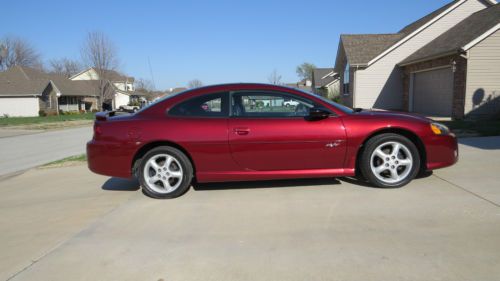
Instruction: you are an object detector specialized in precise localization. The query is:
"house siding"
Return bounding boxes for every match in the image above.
[354,0,488,110]
[337,43,355,107]
[465,29,500,117]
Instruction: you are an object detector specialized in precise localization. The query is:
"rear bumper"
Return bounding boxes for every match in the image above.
[424,134,458,170]
[87,140,134,179]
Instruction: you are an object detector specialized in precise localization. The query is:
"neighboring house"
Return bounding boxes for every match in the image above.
[0,66,99,116]
[70,68,135,109]
[335,0,499,119]
[311,68,340,99]
[285,79,313,92]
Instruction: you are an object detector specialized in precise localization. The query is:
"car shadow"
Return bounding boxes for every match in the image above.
[193,177,341,191]
[101,177,140,191]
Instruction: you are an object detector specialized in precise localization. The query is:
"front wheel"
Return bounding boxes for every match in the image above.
[360,133,420,188]
[138,146,193,199]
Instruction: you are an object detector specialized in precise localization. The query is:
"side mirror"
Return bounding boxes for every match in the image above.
[307,107,331,120]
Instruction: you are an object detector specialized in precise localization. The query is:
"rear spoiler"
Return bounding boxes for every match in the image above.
[95,111,116,121]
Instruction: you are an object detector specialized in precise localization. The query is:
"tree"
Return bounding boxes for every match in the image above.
[49,58,82,77]
[268,69,282,85]
[187,79,203,89]
[135,78,154,92]
[81,31,120,109]
[0,36,41,71]
[296,62,316,81]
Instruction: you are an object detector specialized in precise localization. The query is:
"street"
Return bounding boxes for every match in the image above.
[0,137,499,281]
[0,127,92,177]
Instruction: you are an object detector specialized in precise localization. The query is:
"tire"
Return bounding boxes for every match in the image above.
[360,133,420,188]
[138,146,193,199]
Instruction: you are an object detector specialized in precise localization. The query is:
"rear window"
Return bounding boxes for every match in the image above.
[169,92,229,117]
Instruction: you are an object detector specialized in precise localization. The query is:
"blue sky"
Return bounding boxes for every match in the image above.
[1,0,452,90]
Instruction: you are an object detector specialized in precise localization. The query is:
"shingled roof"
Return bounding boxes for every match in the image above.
[0,66,100,97]
[340,34,404,66]
[337,0,497,67]
[400,3,500,65]
[312,68,338,88]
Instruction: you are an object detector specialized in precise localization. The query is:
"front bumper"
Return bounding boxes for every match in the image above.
[424,134,458,170]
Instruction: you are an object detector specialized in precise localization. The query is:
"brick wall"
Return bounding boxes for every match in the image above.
[402,54,467,119]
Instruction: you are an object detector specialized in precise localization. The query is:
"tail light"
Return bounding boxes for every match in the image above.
[93,123,102,139]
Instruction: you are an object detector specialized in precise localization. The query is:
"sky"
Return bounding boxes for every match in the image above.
[1,0,452,90]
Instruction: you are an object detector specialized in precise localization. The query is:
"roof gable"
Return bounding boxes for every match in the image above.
[339,34,404,66]
[401,3,500,65]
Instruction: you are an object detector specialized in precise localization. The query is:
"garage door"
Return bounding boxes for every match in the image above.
[0,97,40,117]
[412,67,453,117]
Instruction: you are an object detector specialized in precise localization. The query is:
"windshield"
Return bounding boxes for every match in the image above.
[295,89,354,114]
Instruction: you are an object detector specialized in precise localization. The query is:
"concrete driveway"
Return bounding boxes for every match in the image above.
[1,137,499,281]
[0,126,92,177]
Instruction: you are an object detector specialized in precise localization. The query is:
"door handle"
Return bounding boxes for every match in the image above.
[233,127,250,135]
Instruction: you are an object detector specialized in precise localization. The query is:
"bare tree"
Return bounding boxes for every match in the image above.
[187,79,203,89]
[296,62,316,81]
[268,69,282,85]
[49,58,82,77]
[0,36,41,71]
[135,78,154,92]
[81,31,120,109]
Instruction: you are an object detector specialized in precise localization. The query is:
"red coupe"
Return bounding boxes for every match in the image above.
[87,83,458,198]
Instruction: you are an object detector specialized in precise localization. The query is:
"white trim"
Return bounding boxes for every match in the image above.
[367,0,469,67]
[462,23,500,51]
[69,67,94,80]
[320,71,335,80]
[409,65,452,74]
[325,78,340,87]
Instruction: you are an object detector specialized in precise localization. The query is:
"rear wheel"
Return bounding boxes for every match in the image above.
[360,133,420,188]
[138,146,193,199]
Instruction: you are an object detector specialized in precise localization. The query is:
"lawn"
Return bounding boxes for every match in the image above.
[443,119,500,137]
[0,113,95,127]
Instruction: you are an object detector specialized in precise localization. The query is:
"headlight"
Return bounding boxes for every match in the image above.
[430,122,450,135]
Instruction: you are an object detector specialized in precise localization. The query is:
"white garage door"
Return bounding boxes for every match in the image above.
[0,97,40,117]
[412,67,453,117]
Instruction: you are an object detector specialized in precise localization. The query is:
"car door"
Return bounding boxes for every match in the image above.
[228,91,347,171]
[168,92,237,173]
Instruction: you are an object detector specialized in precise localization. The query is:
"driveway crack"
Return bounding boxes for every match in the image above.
[433,174,500,208]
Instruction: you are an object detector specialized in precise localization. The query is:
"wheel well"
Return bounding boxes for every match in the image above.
[355,128,427,175]
[131,141,195,177]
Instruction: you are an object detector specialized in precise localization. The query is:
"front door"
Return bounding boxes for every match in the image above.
[228,91,347,171]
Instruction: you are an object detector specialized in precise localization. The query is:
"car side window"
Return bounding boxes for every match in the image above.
[232,92,314,117]
[169,92,229,117]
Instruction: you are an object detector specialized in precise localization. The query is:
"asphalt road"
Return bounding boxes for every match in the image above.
[0,127,92,177]
[0,136,499,281]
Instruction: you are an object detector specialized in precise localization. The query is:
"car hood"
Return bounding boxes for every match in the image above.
[353,109,432,123]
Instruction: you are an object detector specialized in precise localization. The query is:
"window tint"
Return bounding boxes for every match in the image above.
[169,92,228,117]
[232,92,314,117]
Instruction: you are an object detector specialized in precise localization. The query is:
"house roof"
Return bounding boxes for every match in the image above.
[337,0,497,68]
[312,68,338,88]
[0,66,100,97]
[399,0,460,35]
[400,3,500,65]
[340,34,404,66]
[0,80,48,97]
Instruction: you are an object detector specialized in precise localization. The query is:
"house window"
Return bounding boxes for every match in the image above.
[343,63,350,95]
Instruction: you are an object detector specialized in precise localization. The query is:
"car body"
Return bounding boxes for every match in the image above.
[87,83,458,198]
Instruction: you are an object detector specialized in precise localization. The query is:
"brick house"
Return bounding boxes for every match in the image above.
[335,0,499,119]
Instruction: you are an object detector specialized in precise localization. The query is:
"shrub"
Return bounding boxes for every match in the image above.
[91,109,99,113]
[2,114,9,118]
[39,110,47,117]
[79,109,86,114]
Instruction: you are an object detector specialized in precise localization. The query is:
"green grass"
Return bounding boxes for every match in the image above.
[42,154,87,167]
[443,119,500,137]
[0,113,95,127]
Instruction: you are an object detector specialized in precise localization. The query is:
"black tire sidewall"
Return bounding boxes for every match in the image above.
[138,146,193,199]
[360,133,420,188]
